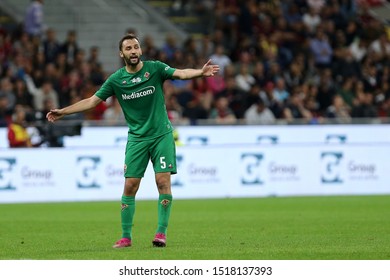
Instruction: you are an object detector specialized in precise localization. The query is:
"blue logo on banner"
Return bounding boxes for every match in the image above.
[172,155,184,187]
[241,153,264,185]
[115,137,128,146]
[76,156,101,188]
[186,136,208,145]
[0,158,16,190]
[325,134,347,144]
[321,152,343,183]
[257,135,278,144]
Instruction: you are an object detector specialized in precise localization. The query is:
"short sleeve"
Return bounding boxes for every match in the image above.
[95,75,114,101]
[155,61,176,80]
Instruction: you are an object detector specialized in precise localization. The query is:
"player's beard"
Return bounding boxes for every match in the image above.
[123,54,140,66]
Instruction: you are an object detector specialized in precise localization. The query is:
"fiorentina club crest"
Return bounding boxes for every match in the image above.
[161,199,170,207]
[121,203,128,211]
[144,72,150,79]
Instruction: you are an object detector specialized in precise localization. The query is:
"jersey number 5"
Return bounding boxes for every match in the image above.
[160,157,166,169]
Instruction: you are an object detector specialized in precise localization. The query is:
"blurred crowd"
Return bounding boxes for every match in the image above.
[161,0,390,125]
[1,0,390,139]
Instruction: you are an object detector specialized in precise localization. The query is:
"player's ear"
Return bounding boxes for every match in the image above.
[119,51,124,58]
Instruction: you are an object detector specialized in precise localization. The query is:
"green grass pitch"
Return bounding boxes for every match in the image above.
[0,195,389,260]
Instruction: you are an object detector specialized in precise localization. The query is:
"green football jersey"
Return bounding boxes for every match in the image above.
[95,60,176,140]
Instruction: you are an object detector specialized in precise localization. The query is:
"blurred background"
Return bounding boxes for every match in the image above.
[1,0,390,202]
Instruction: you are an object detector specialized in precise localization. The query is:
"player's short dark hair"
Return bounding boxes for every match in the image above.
[119,33,140,51]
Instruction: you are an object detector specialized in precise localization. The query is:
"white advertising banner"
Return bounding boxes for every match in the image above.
[2,125,390,148]
[1,143,389,203]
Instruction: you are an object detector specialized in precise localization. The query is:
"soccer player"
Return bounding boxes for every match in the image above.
[46,33,220,248]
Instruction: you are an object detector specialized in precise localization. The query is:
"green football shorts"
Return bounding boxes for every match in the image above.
[124,132,177,178]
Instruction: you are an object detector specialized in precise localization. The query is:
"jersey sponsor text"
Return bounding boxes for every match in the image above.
[122,86,155,100]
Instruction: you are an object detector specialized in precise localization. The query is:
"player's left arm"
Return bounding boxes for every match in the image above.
[172,59,220,80]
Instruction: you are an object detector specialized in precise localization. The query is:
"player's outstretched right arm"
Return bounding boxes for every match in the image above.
[46,95,103,122]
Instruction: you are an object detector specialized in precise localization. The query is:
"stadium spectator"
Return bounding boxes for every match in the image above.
[283,2,302,29]
[272,77,290,104]
[182,37,200,65]
[14,78,34,111]
[74,49,87,70]
[309,27,333,69]
[141,35,159,60]
[326,1,348,30]
[191,74,213,110]
[337,77,356,110]
[209,95,237,124]
[303,83,322,120]
[213,1,240,50]
[7,105,32,148]
[244,83,262,109]
[0,32,13,65]
[256,13,275,38]
[0,77,16,111]
[331,29,349,60]
[43,62,61,91]
[283,61,305,90]
[235,63,255,92]
[362,63,379,93]
[302,6,321,34]
[168,74,194,109]
[368,33,390,62]
[79,79,107,121]
[182,94,210,125]
[165,93,184,124]
[58,69,82,107]
[209,44,232,76]
[316,68,337,114]
[24,75,59,111]
[376,81,390,117]
[205,71,226,96]
[244,97,276,125]
[307,0,325,13]
[24,0,45,38]
[349,37,369,63]
[333,49,362,80]
[60,30,79,67]
[55,52,70,76]
[219,75,246,115]
[252,61,267,88]
[344,20,361,45]
[160,33,179,62]
[351,90,378,118]
[324,94,352,123]
[87,46,102,69]
[32,50,46,75]
[284,88,313,122]
[0,93,12,127]
[259,82,285,119]
[42,28,60,64]
[197,33,214,60]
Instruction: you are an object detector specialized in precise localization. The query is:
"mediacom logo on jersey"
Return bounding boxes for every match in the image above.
[122,86,155,100]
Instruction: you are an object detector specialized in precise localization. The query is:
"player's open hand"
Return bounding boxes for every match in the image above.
[46,109,65,123]
[202,59,220,77]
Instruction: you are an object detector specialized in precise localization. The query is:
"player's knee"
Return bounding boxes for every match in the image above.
[156,176,170,192]
[124,179,140,196]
